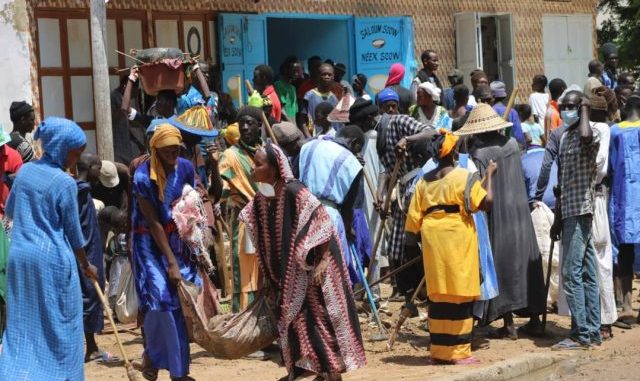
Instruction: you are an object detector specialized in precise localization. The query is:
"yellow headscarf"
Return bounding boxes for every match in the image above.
[149,124,183,201]
[438,128,460,159]
[222,122,240,146]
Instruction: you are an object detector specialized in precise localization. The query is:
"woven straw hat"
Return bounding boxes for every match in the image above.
[454,103,513,136]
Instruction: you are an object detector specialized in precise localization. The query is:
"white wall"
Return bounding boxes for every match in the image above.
[0,0,32,132]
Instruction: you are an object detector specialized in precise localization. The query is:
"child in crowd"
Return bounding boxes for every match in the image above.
[516,103,545,148]
[528,75,549,125]
[105,209,130,314]
[314,101,337,137]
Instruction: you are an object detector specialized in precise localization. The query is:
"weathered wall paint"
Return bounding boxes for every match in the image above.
[0,0,32,131]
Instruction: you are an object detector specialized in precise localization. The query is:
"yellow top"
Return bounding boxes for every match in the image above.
[405,168,486,300]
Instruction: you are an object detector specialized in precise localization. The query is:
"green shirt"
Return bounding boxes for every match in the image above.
[274,79,298,119]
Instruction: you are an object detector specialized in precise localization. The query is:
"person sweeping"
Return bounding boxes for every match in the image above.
[131,124,201,381]
[239,142,366,381]
[404,130,496,365]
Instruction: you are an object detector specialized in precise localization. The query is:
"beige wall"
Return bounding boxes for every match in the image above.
[29,0,598,108]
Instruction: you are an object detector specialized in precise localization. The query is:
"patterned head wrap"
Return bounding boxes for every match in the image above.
[264,139,294,181]
[418,81,442,103]
[149,123,183,201]
[34,116,86,168]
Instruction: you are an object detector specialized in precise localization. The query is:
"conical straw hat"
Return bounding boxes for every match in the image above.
[454,103,513,136]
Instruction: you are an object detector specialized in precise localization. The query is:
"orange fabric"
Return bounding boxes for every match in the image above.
[548,100,562,130]
[438,129,460,158]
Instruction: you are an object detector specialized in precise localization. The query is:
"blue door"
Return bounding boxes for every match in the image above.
[218,13,267,107]
[354,16,416,96]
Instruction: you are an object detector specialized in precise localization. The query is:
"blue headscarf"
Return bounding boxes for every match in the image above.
[34,116,86,168]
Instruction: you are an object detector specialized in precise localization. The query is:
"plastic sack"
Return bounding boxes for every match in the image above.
[530,202,560,307]
[178,276,277,359]
[114,260,139,324]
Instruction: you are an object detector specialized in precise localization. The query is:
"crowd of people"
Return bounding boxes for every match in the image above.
[0,39,638,381]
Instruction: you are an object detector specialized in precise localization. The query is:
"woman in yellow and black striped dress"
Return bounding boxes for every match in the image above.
[405,131,496,364]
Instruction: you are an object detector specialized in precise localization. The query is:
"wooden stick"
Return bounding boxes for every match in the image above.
[244,79,279,145]
[115,49,144,64]
[363,170,391,236]
[387,276,426,350]
[91,278,139,381]
[237,76,243,107]
[542,239,555,333]
[367,159,402,276]
[354,256,421,298]
[502,88,519,121]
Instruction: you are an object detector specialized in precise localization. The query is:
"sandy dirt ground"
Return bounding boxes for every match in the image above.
[87,283,640,381]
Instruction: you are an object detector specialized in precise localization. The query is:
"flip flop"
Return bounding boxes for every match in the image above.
[613,320,632,329]
[452,356,480,365]
[86,351,121,364]
[142,368,159,381]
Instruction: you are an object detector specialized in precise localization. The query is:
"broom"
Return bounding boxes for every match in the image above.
[91,278,139,381]
[387,276,426,351]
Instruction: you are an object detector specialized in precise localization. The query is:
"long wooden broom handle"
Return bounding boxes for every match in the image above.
[502,88,519,121]
[90,278,138,381]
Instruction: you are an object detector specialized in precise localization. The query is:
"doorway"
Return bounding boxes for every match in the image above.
[218,13,415,105]
[266,17,352,79]
[455,13,515,93]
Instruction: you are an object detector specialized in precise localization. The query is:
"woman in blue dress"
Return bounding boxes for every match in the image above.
[131,123,200,381]
[0,117,98,380]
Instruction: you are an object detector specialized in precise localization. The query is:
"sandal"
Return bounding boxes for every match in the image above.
[551,338,590,351]
[452,356,480,365]
[613,320,632,329]
[142,368,159,381]
[170,377,195,381]
[85,351,121,364]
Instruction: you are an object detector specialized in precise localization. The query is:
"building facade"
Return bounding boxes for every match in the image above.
[0,0,598,152]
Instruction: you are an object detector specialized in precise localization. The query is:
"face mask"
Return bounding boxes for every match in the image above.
[256,182,275,197]
[561,110,579,127]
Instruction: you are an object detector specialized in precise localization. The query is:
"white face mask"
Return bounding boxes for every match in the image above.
[256,182,275,197]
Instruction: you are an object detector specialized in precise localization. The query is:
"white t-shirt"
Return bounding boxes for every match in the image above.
[528,92,549,125]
